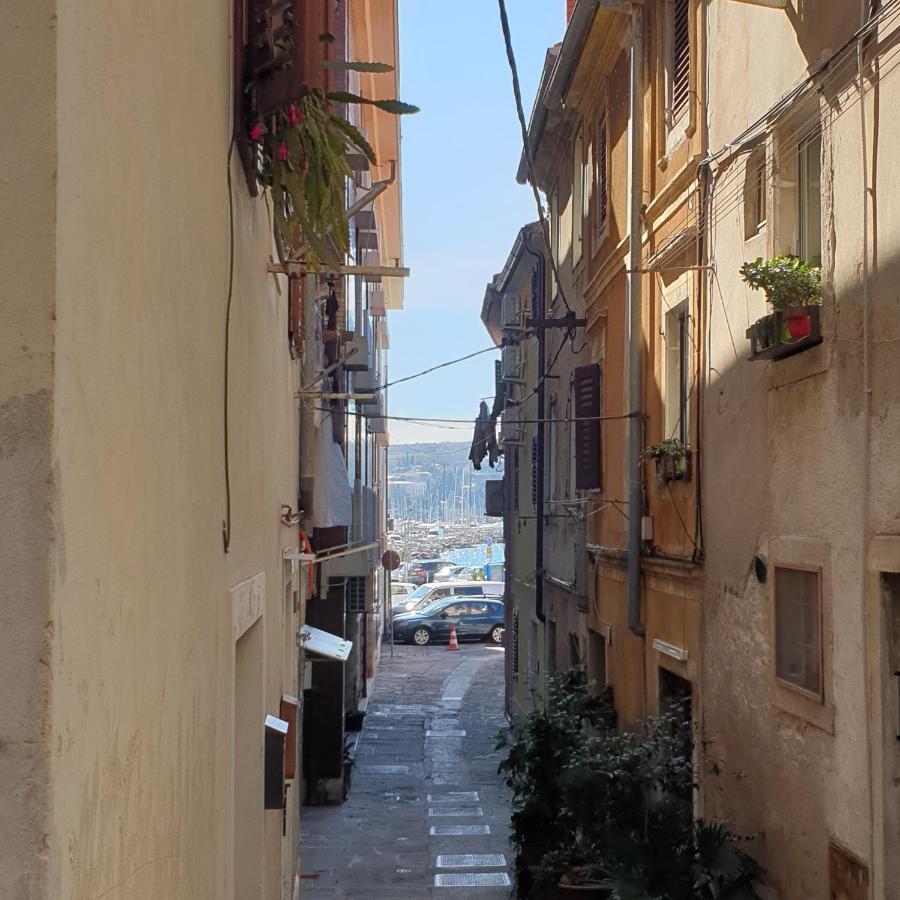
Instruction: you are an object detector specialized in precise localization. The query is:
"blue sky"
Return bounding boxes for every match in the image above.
[388,0,563,445]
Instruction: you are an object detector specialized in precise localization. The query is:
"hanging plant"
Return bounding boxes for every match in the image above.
[246,60,418,268]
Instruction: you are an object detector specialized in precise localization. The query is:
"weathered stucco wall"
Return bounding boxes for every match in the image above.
[701,3,888,896]
[0,2,57,896]
[23,2,302,897]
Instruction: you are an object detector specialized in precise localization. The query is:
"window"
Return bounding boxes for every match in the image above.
[573,364,602,490]
[572,127,585,266]
[596,107,609,238]
[775,566,822,697]
[743,144,767,239]
[442,603,467,617]
[547,619,558,674]
[667,0,691,127]
[512,607,520,676]
[797,128,822,266]
[663,299,690,443]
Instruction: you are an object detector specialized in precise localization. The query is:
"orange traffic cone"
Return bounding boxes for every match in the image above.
[448,624,459,651]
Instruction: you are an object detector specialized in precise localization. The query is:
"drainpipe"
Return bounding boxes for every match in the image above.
[522,235,547,625]
[627,4,646,638]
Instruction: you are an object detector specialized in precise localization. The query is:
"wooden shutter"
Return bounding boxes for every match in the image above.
[671,0,691,121]
[530,437,538,509]
[574,364,601,491]
[596,108,608,236]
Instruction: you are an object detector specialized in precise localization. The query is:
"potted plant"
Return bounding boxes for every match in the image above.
[643,438,691,486]
[245,55,418,267]
[497,671,613,898]
[740,256,823,360]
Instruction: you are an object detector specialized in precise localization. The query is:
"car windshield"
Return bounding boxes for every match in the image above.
[404,585,432,603]
[413,598,450,616]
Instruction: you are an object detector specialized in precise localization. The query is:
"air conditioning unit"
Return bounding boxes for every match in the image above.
[501,293,527,330]
[344,332,370,372]
[353,367,376,395]
[500,416,525,447]
[501,344,525,383]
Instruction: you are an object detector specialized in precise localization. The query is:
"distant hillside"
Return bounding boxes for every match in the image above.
[388,441,503,524]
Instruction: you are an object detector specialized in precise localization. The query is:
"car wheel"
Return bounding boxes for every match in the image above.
[411,627,432,646]
[489,625,505,645]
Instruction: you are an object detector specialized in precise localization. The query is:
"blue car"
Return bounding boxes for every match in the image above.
[392,597,505,647]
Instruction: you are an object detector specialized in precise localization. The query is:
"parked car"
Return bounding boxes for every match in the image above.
[434,564,479,582]
[392,597,505,646]
[390,581,416,602]
[407,559,453,585]
[390,580,503,616]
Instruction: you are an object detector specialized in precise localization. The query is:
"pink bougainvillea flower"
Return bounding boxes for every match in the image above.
[249,122,264,142]
[277,143,289,162]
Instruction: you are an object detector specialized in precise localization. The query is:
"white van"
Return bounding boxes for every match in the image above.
[390,580,503,616]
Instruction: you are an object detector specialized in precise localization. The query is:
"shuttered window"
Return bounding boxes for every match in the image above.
[530,437,538,509]
[596,108,608,237]
[671,0,691,123]
[573,364,602,491]
[346,576,366,613]
[512,607,520,677]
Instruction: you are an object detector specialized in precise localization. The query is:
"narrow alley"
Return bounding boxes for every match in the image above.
[300,645,512,897]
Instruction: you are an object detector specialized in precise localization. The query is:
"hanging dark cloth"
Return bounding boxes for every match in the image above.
[469,400,500,471]
[490,359,507,420]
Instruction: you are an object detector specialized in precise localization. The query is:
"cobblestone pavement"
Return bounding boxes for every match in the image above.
[299,643,513,898]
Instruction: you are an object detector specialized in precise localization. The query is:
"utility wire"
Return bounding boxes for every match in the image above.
[377,344,502,392]
[497,0,574,316]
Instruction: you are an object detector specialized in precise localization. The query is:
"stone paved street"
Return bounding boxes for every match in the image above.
[299,643,513,898]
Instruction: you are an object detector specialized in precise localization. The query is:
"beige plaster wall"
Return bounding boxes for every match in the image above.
[17,2,303,897]
[0,1,57,896]
[700,4,891,896]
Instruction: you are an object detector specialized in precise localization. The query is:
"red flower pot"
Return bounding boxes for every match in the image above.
[785,312,811,339]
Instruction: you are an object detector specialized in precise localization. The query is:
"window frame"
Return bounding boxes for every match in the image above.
[661,287,691,445]
[768,536,834,733]
[743,143,768,240]
[662,0,693,148]
[773,563,824,700]
[797,127,823,267]
[572,126,585,268]
[595,105,610,244]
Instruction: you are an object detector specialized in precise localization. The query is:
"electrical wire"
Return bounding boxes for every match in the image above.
[497,0,575,316]
[377,344,503,392]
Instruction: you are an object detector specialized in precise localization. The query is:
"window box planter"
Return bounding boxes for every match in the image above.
[746,305,822,361]
[655,450,692,487]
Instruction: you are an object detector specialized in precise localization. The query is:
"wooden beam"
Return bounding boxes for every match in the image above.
[268,262,410,278]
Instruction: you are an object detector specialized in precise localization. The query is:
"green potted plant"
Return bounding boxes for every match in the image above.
[245,57,418,267]
[740,256,823,359]
[643,438,690,485]
[497,671,614,898]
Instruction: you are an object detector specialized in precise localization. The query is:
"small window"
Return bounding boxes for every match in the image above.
[663,299,690,443]
[667,0,691,126]
[596,108,609,238]
[573,364,602,491]
[797,128,822,266]
[743,145,767,239]
[775,566,823,697]
[547,619,558,674]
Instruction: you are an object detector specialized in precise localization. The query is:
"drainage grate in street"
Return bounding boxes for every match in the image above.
[430,825,491,835]
[428,806,484,817]
[358,765,410,774]
[425,730,467,737]
[427,792,479,802]
[436,854,507,868]
[434,873,511,887]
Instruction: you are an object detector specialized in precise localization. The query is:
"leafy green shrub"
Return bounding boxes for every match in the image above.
[739,255,822,311]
